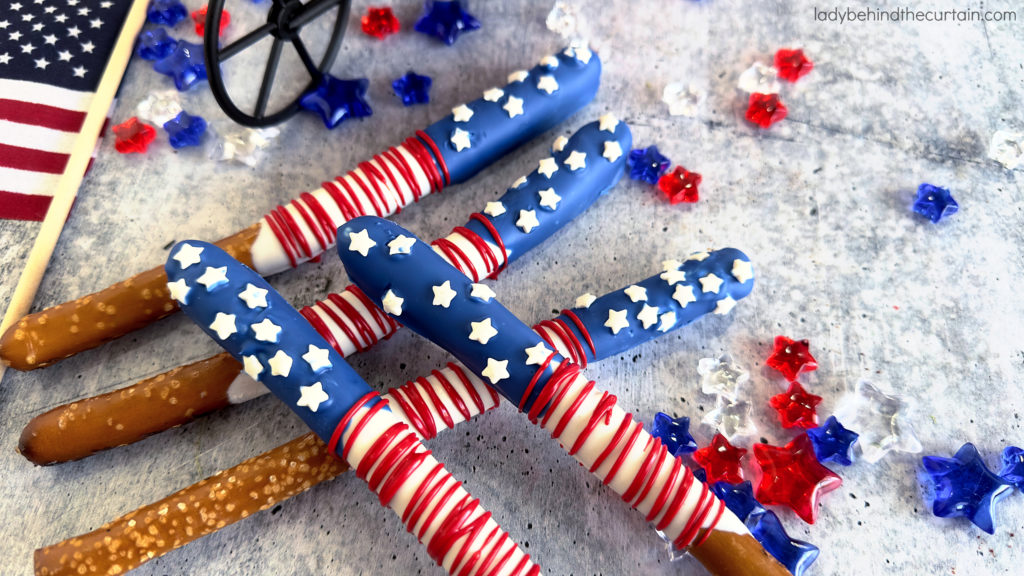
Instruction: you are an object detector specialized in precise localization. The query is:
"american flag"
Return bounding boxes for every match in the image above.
[0,0,134,221]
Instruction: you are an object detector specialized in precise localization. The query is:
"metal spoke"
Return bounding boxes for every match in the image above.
[291,35,321,78]
[291,0,342,29]
[255,38,284,118]
[219,22,275,61]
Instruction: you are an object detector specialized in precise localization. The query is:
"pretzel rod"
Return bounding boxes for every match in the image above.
[20,118,630,465]
[0,44,601,371]
[337,217,787,576]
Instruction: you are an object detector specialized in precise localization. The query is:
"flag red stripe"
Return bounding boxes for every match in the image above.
[0,99,87,133]
[0,142,70,174]
[0,191,52,221]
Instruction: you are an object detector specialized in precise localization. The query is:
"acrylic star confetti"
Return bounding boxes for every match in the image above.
[164,111,207,149]
[988,130,1023,170]
[658,166,702,204]
[361,6,401,39]
[414,0,481,45]
[693,433,747,484]
[545,2,585,39]
[650,412,698,457]
[806,416,859,466]
[209,126,281,168]
[153,41,207,91]
[745,93,787,129]
[833,380,921,464]
[766,336,817,381]
[912,183,958,223]
[769,381,822,429]
[704,396,758,441]
[112,117,157,154]
[627,146,671,184]
[737,62,781,95]
[922,443,1012,534]
[697,353,750,400]
[299,75,373,129]
[661,82,704,117]
[753,433,842,524]
[392,71,433,106]
[136,90,184,125]
[774,48,813,82]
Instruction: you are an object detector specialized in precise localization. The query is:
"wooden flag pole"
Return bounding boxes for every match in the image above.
[0,0,150,381]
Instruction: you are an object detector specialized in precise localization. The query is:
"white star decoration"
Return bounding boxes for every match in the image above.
[483,87,504,102]
[516,209,540,233]
[196,266,229,291]
[297,382,329,412]
[660,268,687,285]
[469,318,499,344]
[662,259,683,272]
[388,235,416,255]
[348,229,376,257]
[450,128,472,151]
[483,201,506,217]
[470,283,496,302]
[242,355,263,380]
[432,280,458,308]
[552,135,568,153]
[382,289,404,316]
[539,55,559,69]
[599,114,619,133]
[603,141,622,162]
[507,70,529,82]
[537,75,559,94]
[564,42,592,64]
[238,283,268,309]
[564,150,587,171]
[688,251,710,261]
[209,312,237,340]
[637,304,660,329]
[481,358,510,384]
[524,342,552,366]
[732,259,754,283]
[166,279,190,304]
[251,318,282,342]
[452,104,474,122]
[172,243,203,269]
[714,296,738,315]
[538,188,561,210]
[672,284,697,307]
[268,350,293,377]
[538,157,559,178]
[624,285,647,302]
[605,309,629,334]
[575,293,596,308]
[511,175,528,188]
[658,311,677,332]
[503,96,524,118]
[699,273,724,294]
[302,345,332,372]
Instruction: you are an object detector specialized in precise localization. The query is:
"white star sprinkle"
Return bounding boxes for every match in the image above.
[388,235,416,255]
[470,283,496,302]
[538,157,559,178]
[658,311,677,332]
[524,342,553,366]
[166,279,190,304]
[688,251,710,261]
[172,243,204,269]
[598,114,619,133]
[538,188,561,210]
[564,42,592,64]
[238,283,269,309]
[469,318,499,344]
[452,104,474,122]
[503,96,524,118]
[552,135,568,153]
[209,312,237,340]
[302,345,332,372]
[637,304,660,329]
[251,318,282,342]
[714,296,738,315]
[605,309,629,334]
[347,229,376,257]
[624,285,648,302]
[450,127,472,151]
[662,259,683,272]
[603,141,623,162]
[242,355,263,380]
[660,268,687,285]
[483,201,506,217]
[481,358,510,384]
[537,75,559,94]
[483,87,504,102]
[511,175,528,188]
[432,280,458,308]
[297,382,329,412]
[732,259,754,284]
[196,266,229,291]
[516,209,540,233]
[699,273,724,294]
[673,284,697,307]
[539,55,559,69]
[564,150,587,171]
[382,290,404,315]
[507,70,529,82]
[268,350,293,377]
[575,293,597,309]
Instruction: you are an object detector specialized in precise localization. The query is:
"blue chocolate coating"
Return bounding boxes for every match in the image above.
[165,242,378,444]
[422,47,601,184]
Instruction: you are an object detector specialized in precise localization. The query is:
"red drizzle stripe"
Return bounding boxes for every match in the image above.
[327,292,378,351]
[603,417,644,486]
[623,437,661,504]
[534,319,584,366]
[405,136,443,193]
[416,130,450,186]
[453,226,498,280]
[263,208,299,268]
[518,352,556,412]
[447,362,492,413]
[322,180,358,221]
[432,237,473,275]
[358,160,391,215]
[658,465,695,531]
[387,384,431,440]
[419,376,455,429]
[349,166,385,216]
[300,305,342,354]
[348,285,399,338]
[382,147,419,201]
[300,191,338,245]
[589,412,633,473]
[341,396,389,460]
[467,213,509,278]
[311,299,361,353]
[561,309,597,359]
[328,392,378,456]
[433,369,472,422]
[291,195,326,253]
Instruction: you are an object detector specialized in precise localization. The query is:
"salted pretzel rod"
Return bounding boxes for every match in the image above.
[35,246,753,576]
[0,44,600,371]
[20,117,631,465]
[337,216,788,576]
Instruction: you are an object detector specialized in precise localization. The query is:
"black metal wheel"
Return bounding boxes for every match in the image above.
[205,0,352,127]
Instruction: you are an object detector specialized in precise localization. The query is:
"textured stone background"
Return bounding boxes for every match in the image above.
[1,0,1023,574]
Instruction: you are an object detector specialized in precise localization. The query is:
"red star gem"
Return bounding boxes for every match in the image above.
[657,166,702,204]
[753,434,842,524]
[692,433,747,484]
[112,117,156,154]
[745,93,787,129]
[769,382,822,429]
[361,6,401,39]
[775,48,813,82]
[766,335,817,380]
[192,7,230,38]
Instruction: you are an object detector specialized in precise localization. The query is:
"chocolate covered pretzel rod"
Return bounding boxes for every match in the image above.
[0,44,600,371]
[20,117,631,465]
[35,249,752,576]
[337,217,788,576]
[162,242,539,576]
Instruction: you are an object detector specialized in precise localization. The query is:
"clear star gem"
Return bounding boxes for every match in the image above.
[703,397,758,441]
[737,62,781,94]
[661,82,704,117]
[988,130,1023,170]
[545,2,583,38]
[833,381,921,464]
[697,353,750,400]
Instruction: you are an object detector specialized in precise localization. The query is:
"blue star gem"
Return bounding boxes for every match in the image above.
[414,1,481,46]
[912,183,958,223]
[627,145,671,184]
[998,446,1024,489]
[748,511,820,576]
[392,71,433,106]
[164,111,207,149]
[710,481,767,524]
[147,0,188,27]
[650,412,698,456]
[299,75,373,129]
[922,443,1012,534]
[153,41,207,92]
[137,28,178,61]
[806,415,859,466]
